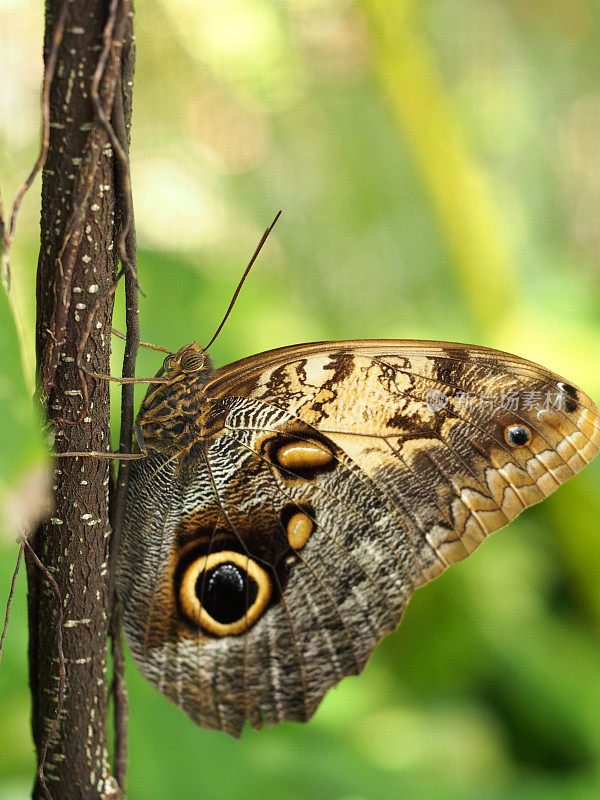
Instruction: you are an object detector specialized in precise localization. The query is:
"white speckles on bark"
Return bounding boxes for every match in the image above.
[64,69,76,106]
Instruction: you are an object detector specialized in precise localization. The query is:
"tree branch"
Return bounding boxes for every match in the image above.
[29,0,136,797]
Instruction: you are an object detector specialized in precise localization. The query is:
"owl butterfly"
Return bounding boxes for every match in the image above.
[116,338,600,736]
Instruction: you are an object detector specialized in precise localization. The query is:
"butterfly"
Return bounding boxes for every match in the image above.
[116,337,600,736]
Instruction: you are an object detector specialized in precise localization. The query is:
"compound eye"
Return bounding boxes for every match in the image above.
[178,551,272,636]
[504,424,532,448]
[180,350,205,373]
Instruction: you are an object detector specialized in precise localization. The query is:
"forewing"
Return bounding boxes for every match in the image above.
[209,340,600,572]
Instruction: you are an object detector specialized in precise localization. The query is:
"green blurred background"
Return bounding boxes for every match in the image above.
[2,0,600,798]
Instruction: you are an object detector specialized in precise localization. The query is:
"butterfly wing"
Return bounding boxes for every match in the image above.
[117,341,600,735]
[209,340,600,569]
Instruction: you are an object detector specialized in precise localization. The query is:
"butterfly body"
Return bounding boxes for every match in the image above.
[117,340,600,736]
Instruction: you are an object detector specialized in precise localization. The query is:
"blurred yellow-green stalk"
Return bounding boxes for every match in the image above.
[1,1,600,798]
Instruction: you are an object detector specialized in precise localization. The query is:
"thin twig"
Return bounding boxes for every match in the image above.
[91,0,139,291]
[110,604,128,789]
[0,543,24,669]
[24,538,65,800]
[107,3,137,788]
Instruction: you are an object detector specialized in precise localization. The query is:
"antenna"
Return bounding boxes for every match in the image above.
[203,210,282,351]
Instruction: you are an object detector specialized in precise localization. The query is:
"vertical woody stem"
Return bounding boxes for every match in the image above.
[29,0,134,797]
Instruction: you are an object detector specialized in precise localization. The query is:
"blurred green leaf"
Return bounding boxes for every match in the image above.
[0,287,48,545]
[361,0,516,335]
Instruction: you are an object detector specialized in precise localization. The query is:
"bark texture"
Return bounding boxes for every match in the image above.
[29,0,134,797]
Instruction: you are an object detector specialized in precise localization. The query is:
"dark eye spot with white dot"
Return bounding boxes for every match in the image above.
[557,381,578,413]
[504,424,532,447]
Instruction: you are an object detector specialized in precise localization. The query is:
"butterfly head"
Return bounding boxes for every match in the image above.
[161,342,212,379]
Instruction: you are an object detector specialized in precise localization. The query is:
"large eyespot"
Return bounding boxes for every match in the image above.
[179,551,271,636]
[504,424,532,448]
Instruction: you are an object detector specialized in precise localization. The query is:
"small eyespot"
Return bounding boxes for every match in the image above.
[286,512,314,549]
[178,551,271,636]
[504,424,532,448]
[556,381,578,413]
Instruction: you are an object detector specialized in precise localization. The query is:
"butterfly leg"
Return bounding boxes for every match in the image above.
[55,423,147,460]
[111,327,171,354]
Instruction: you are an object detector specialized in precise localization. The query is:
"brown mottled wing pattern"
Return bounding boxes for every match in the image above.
[117,340,600,736]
